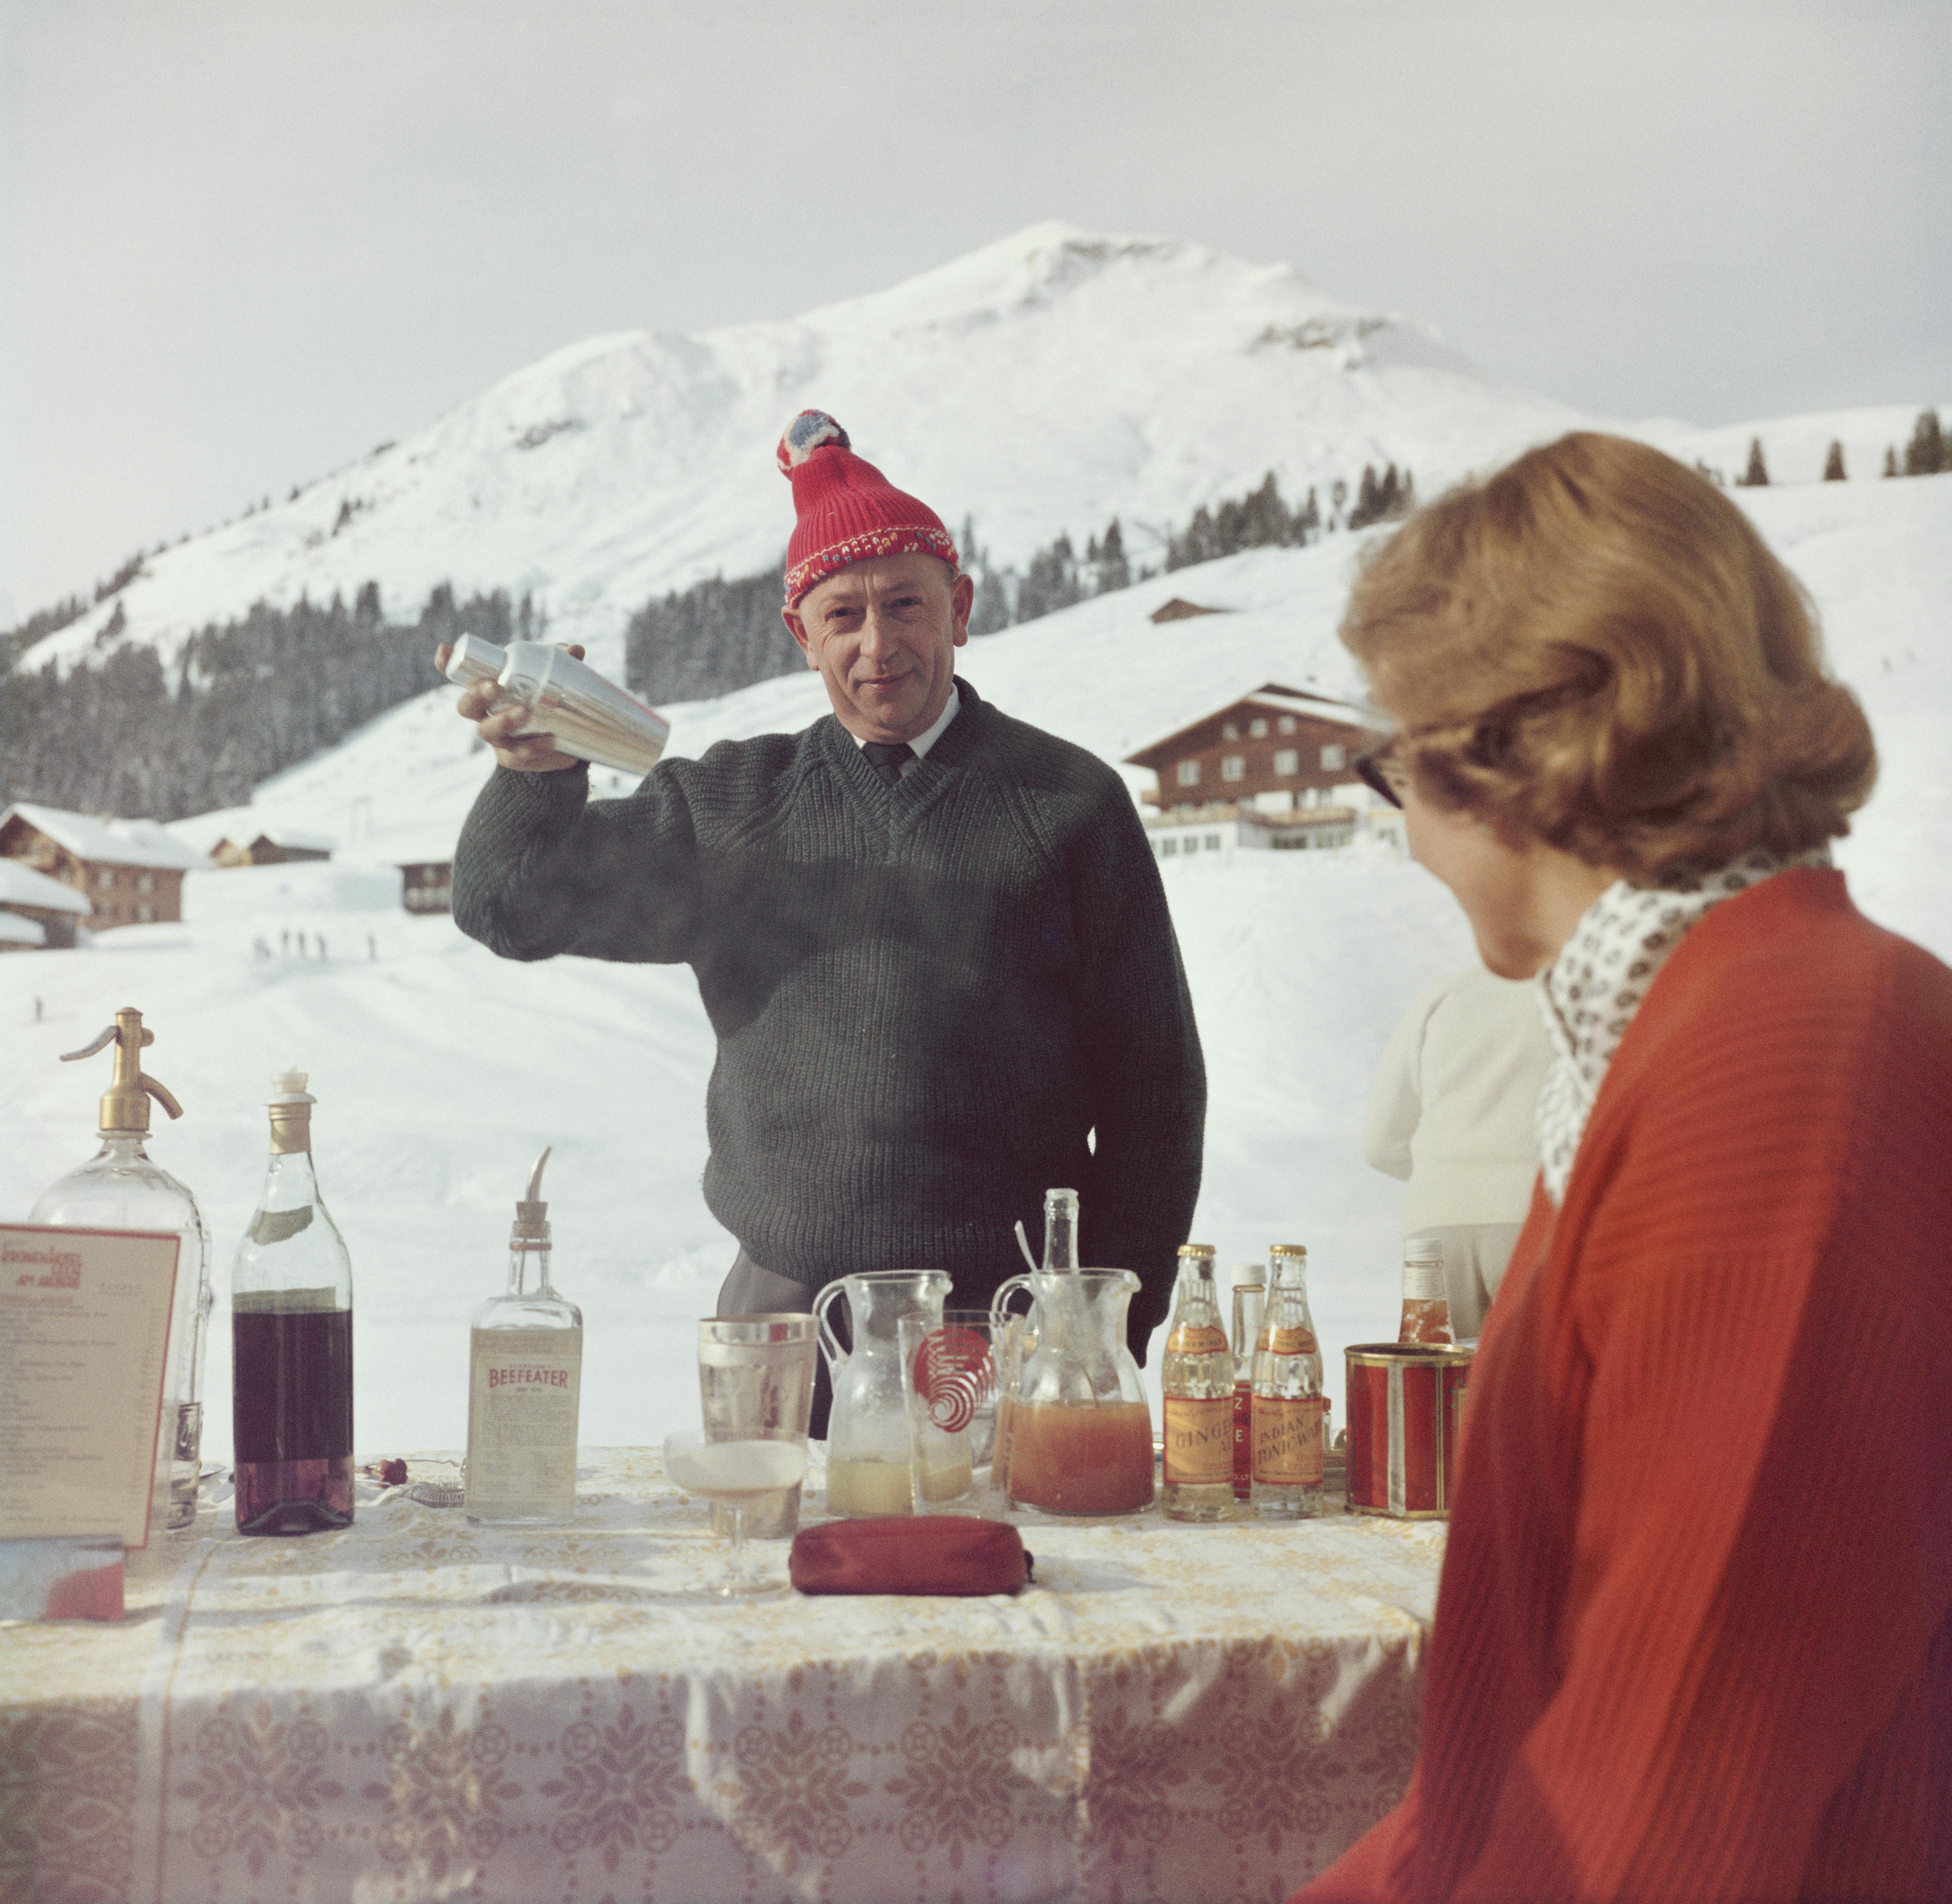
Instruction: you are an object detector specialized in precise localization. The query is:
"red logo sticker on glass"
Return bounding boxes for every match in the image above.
[911,1327,994,1433]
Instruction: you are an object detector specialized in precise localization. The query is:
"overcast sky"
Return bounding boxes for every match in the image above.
[2,0,1946,625]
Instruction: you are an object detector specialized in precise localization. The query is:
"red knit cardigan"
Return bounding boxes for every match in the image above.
[1296,868,1952,1902]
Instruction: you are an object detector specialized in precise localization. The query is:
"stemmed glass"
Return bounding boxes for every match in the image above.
[662,1430,807,1597]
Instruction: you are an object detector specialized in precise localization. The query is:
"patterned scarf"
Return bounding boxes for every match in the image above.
[1534,846,1831,1205]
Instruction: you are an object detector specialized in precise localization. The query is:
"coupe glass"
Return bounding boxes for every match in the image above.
[662,1430,807,1597]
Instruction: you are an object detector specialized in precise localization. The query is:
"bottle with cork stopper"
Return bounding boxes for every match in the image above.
[231,1069,355,1535]
[31,1007,213,1534]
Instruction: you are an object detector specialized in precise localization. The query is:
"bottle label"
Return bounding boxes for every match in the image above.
[247,1207,314,1245]
[1253,1395,1324,1486]
[1232,1380,1253,1498]
[1267,1326,1317,1356]
[1166,1323,1229,1357]
[1402,1258,1446,1303]
[1163,1395,1232,1486]
[467,1327,582,1505]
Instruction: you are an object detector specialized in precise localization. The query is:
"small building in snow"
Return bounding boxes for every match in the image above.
[1124,683,1374,812]
[1149,597,1229,625]
[210,829,335,868]
[399,860,455,916]
[0,858,94,950]
[0,803,202,932]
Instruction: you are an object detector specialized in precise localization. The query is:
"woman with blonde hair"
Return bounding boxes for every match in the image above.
[1295,433,1952,1902]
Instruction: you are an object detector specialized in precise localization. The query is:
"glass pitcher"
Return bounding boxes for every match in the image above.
[990,1269,1155,1516]
[814,1269,951,1517]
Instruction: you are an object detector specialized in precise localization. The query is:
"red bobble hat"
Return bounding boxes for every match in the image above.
[777,410,959,608]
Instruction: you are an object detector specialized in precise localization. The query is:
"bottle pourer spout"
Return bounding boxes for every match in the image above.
[61,1006,181,1132]
[514,1145,552,1245]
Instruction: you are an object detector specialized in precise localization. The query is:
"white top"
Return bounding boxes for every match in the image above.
[1362,964,1556,1233]
[852,681,961,775]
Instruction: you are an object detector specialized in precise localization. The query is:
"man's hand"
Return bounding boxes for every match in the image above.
[437,641,586,773]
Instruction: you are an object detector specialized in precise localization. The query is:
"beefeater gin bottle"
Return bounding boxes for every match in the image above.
[465,1148,582,1526]
[1252,1242,1324,1519]
[1161,1243,1233,1521]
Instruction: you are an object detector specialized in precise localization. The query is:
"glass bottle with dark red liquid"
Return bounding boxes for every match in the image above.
[232,1070,353,1534]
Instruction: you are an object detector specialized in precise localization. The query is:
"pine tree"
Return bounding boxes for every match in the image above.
[968,567,1011,635]
[1903,409,1945,477]
[1740,438,1769,487]
[1822,440,1846,482]
[1097,518,1130,594]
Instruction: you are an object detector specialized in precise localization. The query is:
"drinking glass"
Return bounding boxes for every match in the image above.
[898,1312,1006,1516]
[698,1314,818,1539]
[663,1430,807,1597]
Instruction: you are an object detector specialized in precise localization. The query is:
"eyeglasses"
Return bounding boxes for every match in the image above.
[1354,744,1407,810]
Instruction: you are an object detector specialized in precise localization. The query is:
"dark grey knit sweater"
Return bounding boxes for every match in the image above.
[452,677,1205,1346]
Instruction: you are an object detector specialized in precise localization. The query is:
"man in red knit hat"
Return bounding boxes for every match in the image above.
[446,410,1206,1445]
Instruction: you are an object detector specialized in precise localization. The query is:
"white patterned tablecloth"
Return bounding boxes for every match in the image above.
[1,1450,1442,1904]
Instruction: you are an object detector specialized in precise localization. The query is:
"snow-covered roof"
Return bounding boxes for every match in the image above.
[214,827,337,854]
[1124,682,1374,766]
[0,858,93,915]
[0,910,47,945]
[0,803,204,870]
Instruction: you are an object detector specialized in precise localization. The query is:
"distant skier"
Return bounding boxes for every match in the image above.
[280,929,290,956]
[367,932,377,961]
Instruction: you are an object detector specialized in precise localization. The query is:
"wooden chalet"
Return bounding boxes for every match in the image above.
[210,829,334,868]
[0,858,91,950]
[0,803,201,932]
[1124,683,1374,812]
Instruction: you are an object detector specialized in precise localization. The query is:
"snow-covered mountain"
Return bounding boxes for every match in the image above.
[25,221,1602,682]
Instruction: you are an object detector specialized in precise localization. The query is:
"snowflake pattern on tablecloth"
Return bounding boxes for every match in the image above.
[175,1697,346,1876]
[541,1701,686,1871]
[723,1706,869,1873]
[1536,847,1829,1204]
[362,1704,524,1881]
[884,1705,1022,1866]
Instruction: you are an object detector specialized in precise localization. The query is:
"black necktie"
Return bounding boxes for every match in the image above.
[861,741,915,788]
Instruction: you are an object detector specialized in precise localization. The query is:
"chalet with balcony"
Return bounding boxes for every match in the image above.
[1124,683,1374,812]
[0,803,202,932]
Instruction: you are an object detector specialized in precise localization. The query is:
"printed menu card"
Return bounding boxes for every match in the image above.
[0,1224,180,1549]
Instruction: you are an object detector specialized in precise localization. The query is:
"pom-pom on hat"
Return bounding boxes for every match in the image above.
[777,409,959,608]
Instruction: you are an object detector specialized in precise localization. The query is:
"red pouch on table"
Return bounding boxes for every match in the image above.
[790,1516,1032,1596]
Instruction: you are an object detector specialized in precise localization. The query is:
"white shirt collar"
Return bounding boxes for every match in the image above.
[851,679,961,764]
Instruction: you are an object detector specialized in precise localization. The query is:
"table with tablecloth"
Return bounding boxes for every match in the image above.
[2,1450,1442,1904]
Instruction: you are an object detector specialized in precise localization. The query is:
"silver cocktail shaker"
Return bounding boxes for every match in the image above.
[442,635,671,777]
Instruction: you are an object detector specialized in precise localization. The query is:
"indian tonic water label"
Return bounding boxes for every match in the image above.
[1252,1394,1324,1486]
[1162,1395,1232,1486]
[466,1326,582,1506]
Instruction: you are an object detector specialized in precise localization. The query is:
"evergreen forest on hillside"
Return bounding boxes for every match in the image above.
[623,464,1409,704]
[0,586,526,821]
[7,409,1943,820]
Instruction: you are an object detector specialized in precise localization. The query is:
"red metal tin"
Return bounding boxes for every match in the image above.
[1344,1343,1474,1518]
